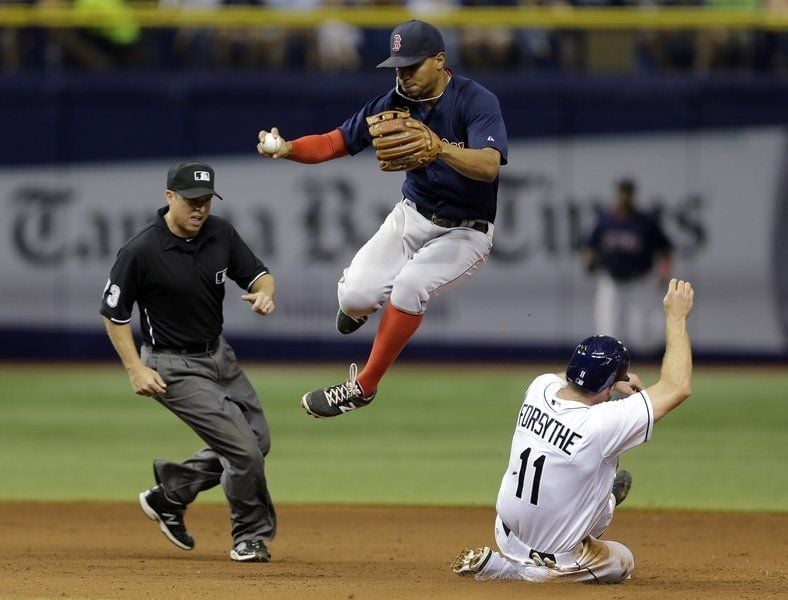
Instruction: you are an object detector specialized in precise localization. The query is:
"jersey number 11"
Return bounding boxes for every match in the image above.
[515,447,546,505]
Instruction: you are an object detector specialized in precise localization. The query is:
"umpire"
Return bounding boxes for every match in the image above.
[100,161,276,563]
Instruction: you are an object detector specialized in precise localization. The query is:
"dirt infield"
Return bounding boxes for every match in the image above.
[1,503,786,600]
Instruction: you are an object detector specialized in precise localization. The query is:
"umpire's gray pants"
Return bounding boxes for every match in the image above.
[141,337,276,544]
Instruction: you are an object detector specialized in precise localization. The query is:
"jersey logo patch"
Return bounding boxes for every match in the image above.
[105,283,120,308]
[487,136,495,142]
[215,268,227,284]
[195,171,211,182]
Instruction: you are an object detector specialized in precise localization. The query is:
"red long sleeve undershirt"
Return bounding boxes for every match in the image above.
[289,129,349,164]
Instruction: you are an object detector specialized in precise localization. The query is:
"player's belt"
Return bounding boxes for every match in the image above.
[409,200,489,234]
[147,338,220,355]
[502,520,510,536]
[500,520,565,565]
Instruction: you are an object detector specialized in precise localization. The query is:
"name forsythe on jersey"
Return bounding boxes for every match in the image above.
[518,404,584,457]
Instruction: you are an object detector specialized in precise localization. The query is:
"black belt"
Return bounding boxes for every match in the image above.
[148,338,220,355]
[413,203,489,234]
[500,520,557,564]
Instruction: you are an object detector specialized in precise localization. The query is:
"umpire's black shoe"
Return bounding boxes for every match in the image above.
[336,309,368,335]
[139,485,195,550]
[230,540,271,563]
[612,470,633,506]
[301,363,376,418]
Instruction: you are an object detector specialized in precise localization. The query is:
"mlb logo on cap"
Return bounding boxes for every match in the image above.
[167,161,223,200]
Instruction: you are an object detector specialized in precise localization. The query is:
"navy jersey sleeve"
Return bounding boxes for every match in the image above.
[338,91,396,156]
[100,246,141,324]
[464,85,508,165]
[226,226,269,292]
[650,218,673,254]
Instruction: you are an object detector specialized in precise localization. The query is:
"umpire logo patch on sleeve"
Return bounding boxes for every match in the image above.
[215,268,227,284]
[106,283,121,308]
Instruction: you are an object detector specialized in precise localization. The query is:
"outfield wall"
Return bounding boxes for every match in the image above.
[1,126,785,360]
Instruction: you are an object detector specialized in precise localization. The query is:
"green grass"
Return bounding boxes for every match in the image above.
[0,363,786,511]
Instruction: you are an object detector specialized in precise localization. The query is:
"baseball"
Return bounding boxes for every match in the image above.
[261,132,283,154]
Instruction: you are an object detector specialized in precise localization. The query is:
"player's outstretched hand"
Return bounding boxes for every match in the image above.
[663,278,694,320]
[129,363,167,397]
[257,127,292,159]
[242,291,275,316]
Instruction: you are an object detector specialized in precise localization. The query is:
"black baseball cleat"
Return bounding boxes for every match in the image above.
[230,540,271,563]
[336,309,368,335]
[301,363,376,418]
[612,469,633,506]
[139,485,195,550]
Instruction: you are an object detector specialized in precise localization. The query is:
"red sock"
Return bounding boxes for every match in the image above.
[358,303,423,395]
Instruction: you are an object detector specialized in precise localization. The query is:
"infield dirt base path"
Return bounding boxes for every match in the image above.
[0,503,786,600]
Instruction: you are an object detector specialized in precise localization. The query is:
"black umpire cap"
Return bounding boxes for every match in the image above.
[377,20,445,69]
[167,161,224,200]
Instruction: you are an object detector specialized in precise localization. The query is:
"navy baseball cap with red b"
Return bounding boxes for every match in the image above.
[377,20,446,69]
[166,160,223,200]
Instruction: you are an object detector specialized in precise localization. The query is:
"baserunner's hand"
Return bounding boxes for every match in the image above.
[613,372,644,396]
[663,279,694,321]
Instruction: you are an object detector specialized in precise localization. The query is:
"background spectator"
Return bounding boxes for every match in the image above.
[38,0,146,69]
[582,178,674,354]
[457,0,521,70]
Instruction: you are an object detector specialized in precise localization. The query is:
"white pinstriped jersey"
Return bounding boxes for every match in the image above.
[495,374,654,554]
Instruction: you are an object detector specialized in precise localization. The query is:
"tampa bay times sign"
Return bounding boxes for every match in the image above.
[1,127,785,353]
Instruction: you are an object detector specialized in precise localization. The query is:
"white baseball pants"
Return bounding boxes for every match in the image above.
[476,499,634,583]
[337,199,494,317]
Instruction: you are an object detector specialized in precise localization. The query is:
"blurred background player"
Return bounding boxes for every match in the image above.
[453,278,695,583]
[582,177,674,353]
[256,19,508,418]
[100,161,277,563]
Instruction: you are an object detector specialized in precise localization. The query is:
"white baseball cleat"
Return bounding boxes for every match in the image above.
[452,546,492,576]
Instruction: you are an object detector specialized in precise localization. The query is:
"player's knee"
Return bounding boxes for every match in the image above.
[228,443,265,473]
[389,275,428,315]
[338,287,381,317]
[621,546,635,579]
[606,542,635,583]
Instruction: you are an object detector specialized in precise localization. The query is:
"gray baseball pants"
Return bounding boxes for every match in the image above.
[141,336,276,544]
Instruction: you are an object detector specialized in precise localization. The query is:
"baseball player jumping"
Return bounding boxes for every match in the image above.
[256,19,508,418]
[452,278,695,583]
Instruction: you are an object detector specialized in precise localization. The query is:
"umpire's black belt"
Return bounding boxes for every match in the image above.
[146,338,220,355]
[411,201,489,234]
